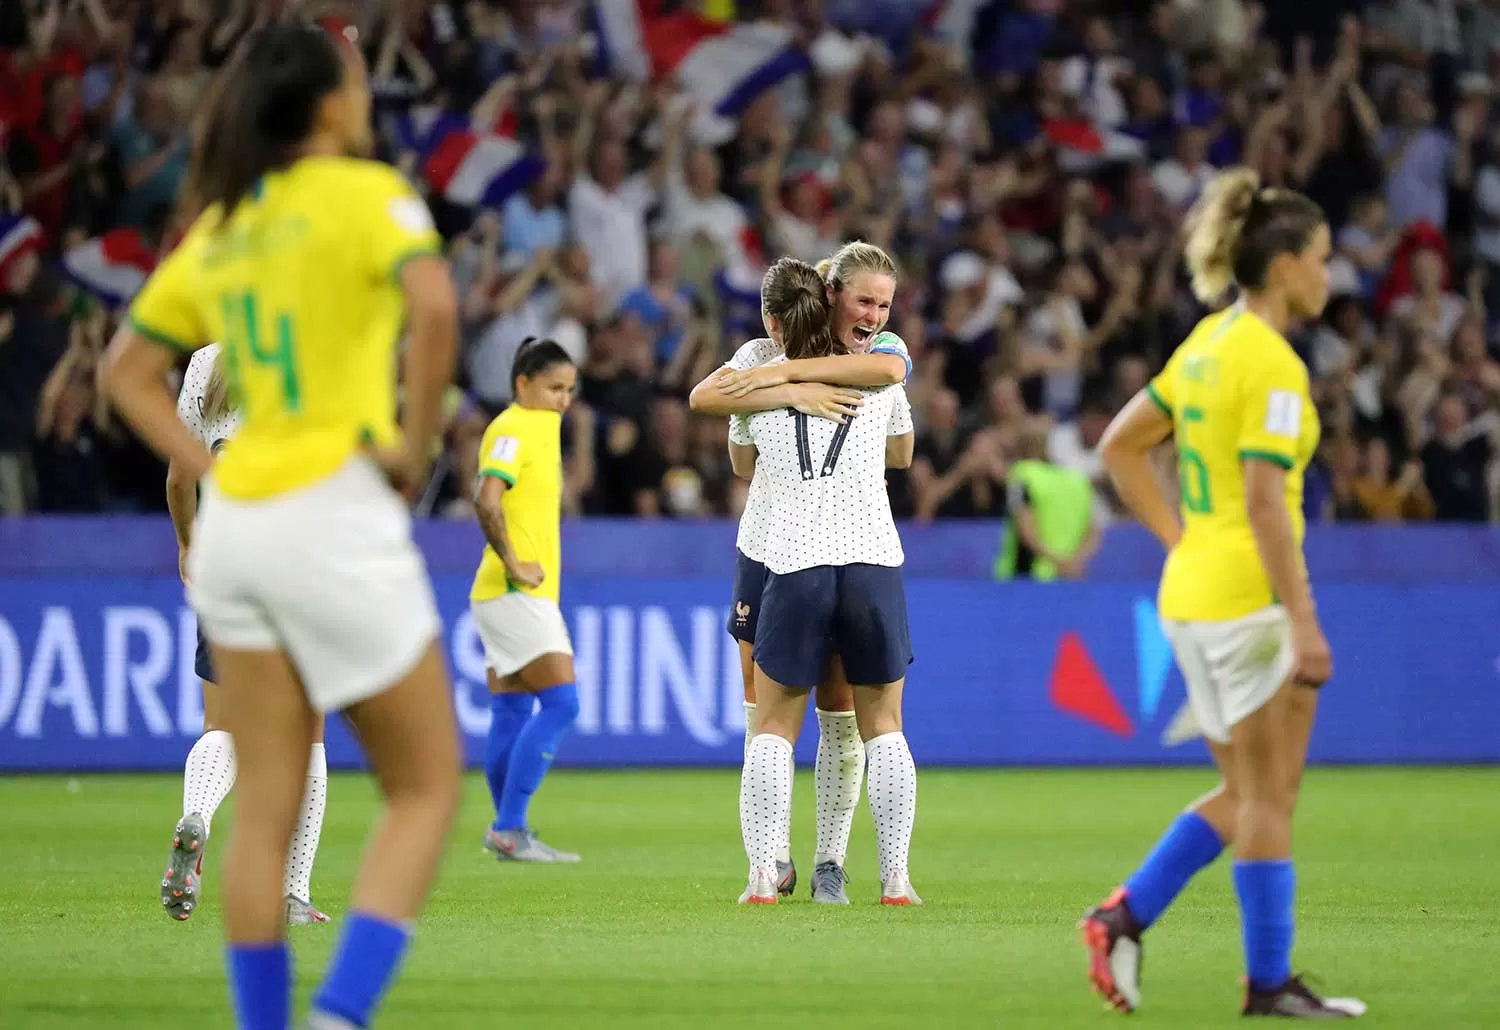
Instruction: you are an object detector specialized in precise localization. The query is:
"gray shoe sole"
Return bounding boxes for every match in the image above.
[161,813,206,921]
[812,888,851,904]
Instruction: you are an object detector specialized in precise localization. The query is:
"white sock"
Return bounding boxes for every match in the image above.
[743,701,792,864]
[282,743,327,901]
[865,732,916,887]
[813,709,864,867]
[740,733,794,874]
[182,729,236,837]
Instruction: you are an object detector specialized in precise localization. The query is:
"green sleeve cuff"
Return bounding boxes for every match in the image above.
[480,468,517,486]
[1145,383,1171,415]
[127,315,195,354]
[389,245,442,284]
[1239,449,1294,470]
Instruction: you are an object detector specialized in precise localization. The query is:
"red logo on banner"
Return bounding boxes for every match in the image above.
[1048,632,1135,737]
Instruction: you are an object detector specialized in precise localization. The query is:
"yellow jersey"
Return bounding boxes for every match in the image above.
[128,156,442,500]
[1150,306,1321,622]
[470,405,564,604]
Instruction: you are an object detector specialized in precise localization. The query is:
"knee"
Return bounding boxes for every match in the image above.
[858,709,903,741]
[540,683,581,724]
[1236,791,1295,825]
[814,679,854,712]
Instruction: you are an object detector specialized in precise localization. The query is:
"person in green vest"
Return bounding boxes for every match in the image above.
[994,422,1101,581]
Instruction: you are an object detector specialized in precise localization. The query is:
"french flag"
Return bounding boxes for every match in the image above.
[423,130,546,209]
[62,228,158,308]
[0,214,42,280]
[592,1,812,145]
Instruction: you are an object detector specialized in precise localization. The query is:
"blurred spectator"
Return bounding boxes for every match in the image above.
[1354,435,1434,522]
[1423,393,1495,520]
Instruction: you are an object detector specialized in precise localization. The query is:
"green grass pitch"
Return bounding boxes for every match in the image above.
[1,767,1495,1029]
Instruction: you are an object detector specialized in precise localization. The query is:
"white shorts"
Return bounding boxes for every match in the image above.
[471,592,573,677]
[188,456,441,714]
[1161,606,1294,745]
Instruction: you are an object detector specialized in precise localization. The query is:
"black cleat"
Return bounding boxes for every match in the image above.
[1243,975,1365,1019]
[1079,887,1144,1013]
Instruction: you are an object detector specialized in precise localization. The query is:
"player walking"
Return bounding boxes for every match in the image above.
[471,338,582,863]
[1082,168,1365,1019]
[162,343,329,927]
[106,23,460,1030]
[690,242,909,902]
[727,257,918,906]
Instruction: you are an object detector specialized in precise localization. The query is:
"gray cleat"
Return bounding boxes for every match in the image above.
[484,827,581,863]
[161,813,206,921]
[811,861,851,904]
[776,858,797,896]
[285,894,331,926]
[302,1012,359,1030]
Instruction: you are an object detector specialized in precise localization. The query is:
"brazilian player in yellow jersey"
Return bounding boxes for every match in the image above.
[103,23,462,1030]
[469,338,584,864]
[1080,169,1365,1021]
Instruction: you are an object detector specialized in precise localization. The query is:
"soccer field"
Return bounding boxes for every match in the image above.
[1,767,1494,1029]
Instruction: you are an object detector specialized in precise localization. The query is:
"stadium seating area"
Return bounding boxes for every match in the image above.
[2,0,1498,529]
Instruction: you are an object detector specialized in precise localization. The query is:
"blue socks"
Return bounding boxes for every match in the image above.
[312,912,412,1028]
[1123,811,1225,928]
[1233,859,1296,992]
[228,941,290,1030]
[495,683,580,831]
[484,692,535,815]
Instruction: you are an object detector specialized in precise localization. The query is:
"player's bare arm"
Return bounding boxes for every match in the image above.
[374,254,458,496]
[105,333,213,481]
[729,442,758,479]
[885,432,914,469]
[1099,391,1182,551]
[475,474,544,588]
[689,373,865,421]
[714,351,906,398]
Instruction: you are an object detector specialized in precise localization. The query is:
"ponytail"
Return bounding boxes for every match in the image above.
[761,257,838,360]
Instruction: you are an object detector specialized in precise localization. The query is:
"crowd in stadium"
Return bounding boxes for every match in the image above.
[1,0,1497,529]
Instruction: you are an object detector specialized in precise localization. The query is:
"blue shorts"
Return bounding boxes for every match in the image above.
[727,550,767,644]
[194,627,216,684]
[752,563,912,689]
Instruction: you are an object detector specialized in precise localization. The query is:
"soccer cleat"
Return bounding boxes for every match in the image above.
[483,827,581,863]
[879,876,922,906]
[1243,976,1365,1019]
[302,1012,360,1030]
[738,867,778,905]
[1080,887,1145,1013]
[811,861,850,905]
[161,813,207,922]
[776,858,797,897]
[285,895,331,926]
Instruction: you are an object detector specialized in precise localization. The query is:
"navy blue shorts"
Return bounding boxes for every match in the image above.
[752,563,912,689]
[194,627,216,684]
[727,550,767,643]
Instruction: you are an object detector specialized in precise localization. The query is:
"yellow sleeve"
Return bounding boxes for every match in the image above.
[478,417,524,486]
[126,244,207,354]
[1236,348,1309,470]
[354,164,443,283]
[1146,345,1185,415]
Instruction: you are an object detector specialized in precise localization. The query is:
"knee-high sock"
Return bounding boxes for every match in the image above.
[1121,811,1225,928]
[865,732,916,886]
[740,733,794,873]
[283,743,327,901]
[484,693,535,823]
[744,701,792,865]
[183,729,236,837]
[496,684,579,831]
[813,709,863,867]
